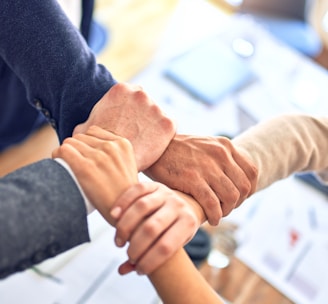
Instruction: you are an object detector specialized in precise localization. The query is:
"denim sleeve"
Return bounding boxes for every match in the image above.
[0,0,116,142]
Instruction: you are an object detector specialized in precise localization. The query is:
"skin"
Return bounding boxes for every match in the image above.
[148,248,224,304]
[52,126,139,226]
[111,182,203,275]
[53,126,201,266]
[144,134,258,225]
[54,127,224,304]
[75,83,258,226]
[73,83,176,172]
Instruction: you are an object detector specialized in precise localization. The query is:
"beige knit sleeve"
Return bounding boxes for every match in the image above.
[232,114,328,191]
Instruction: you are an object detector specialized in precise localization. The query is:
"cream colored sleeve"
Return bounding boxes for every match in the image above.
[232,114,328,191]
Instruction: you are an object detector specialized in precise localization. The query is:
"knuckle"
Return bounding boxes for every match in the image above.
[217,136,233,148]
[143,221,158,238]
[136,182,149,192]
[101,141,113,152]
[134,88,149,102]
[185,169,200,182]
[62,137,74,145]
[240,180,252,197]
[156,241,173,257]
[249,164,259,181]
[230,188,240,202]
[184,214,198,230]
[162,116,176,133]
[135,197,150,212]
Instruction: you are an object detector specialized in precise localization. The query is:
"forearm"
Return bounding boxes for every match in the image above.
[0,159,89,278]
[0,0,115,141]
[148,248,224,304]
[146,191,219,304]
[233,114,328,191]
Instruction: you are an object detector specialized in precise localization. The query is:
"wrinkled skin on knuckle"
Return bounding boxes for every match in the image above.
[239,179,252,198]
[216,136,233,150]
[181,169,201,191]
[160,115,176,136]
[229,187,240,204]
[215,145,231,164]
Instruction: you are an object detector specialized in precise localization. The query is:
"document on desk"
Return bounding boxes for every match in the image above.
[55,218,159,304]
[0,212,159,304]
[0,270,66,303]
[233,177,328,304]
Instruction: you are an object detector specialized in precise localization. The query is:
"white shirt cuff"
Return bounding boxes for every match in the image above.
[54,158,95,214]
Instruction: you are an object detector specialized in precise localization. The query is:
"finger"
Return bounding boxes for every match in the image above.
[110,182,159,220]
[223,161,250,208]
[211,158,251,213]
[53,139,85,161]
[210,173,240,217]
[60,137,101,159]
[53,142,89,174]
[114,188,165,247]
[133,218,195,275]
[125,201,178,263]
[118,261,136,275]
[231,149,258,201]
[73,132,114,149]
[191,179,223,226]
[84,125,123,141]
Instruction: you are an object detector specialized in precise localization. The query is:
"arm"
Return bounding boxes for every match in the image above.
[148,248,224,304]
[59,128,223,303]
[0,1,176,168]
[0,0,254,225]
[144,134,258,225]
[0,0,115,142]
[73,83,176,171]
[112,184,206,275]
[114,187,222,303]
[232,114,328,191]
[0,126,139,279]
[0,159,89,279]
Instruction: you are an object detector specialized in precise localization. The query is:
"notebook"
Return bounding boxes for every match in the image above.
[164,37,255,105]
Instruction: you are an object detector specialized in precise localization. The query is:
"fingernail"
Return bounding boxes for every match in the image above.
[115,237,125,247]
[110,207,122,219]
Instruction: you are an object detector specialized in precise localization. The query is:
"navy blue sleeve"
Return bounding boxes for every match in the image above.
[0,0,116,142]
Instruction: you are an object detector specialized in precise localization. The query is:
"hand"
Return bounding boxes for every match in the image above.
[144,134,258,226]
[73,83,176,171]
[52,126,138,225]
[110,182,201,275]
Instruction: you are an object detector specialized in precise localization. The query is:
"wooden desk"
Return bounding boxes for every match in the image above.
[199,257,294,304]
